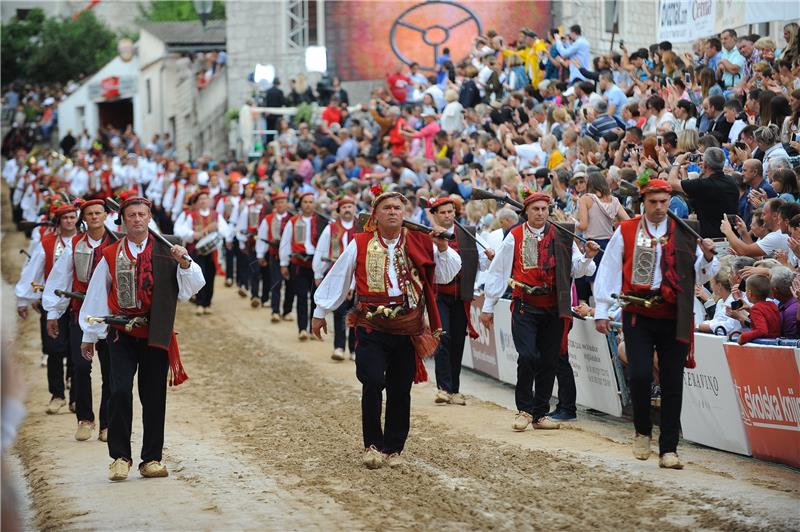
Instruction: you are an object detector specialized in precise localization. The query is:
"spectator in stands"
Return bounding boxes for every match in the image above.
[723,98,748,143]
[755,124,789,175]
[721,197,789,257]
[737,274,781,344]
[583,100,620,140]
[387,63,411,104]
[597,70,627,118]
[699,95,726,135]
[698,267,742,335]
[771,266,798,338]
[668,146,738,238]
[321,95,343,126]
[739,158,776,226]
[673,100,697,132]
[554,25,591,82]
[718,29,746,89]
[330,77,349,106]
[772,168,800,202]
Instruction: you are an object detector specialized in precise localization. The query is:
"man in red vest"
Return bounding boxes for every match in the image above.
[480,191,600,432]
[280,192,323,341]
[175,188,231,315]
[594,179,718,469]
[42,199,117,442]
[312,189,461,469]
[427,196,494,406]
[236,184,270,308]
[312,196,357,360]
[256,191,293,323]
[16,202,79,414]
[79,196,205,481]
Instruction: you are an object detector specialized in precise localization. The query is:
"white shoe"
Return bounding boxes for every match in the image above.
[331,348,345,361]
[633,433,652,460]
[659,452,684,469]
[362,446,384,469]
[40,354,48,367]
[349,352,356,361]
[512,411,533,431]
[434,389,452,404]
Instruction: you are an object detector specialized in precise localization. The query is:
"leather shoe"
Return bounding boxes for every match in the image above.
[633,433,652,460]
[237,287,247,298]
[46,397,66,415]
[271,313,281,323]
[362,446,384,469]
[449,393,466,406]
[108,458,131,481]
[532,416,561,430]
[434,389,451,404]
[298,330,309,341]
[139,460,169,478]
[659,452,684,469]
[75,421,95,441]
[98,428,108,442]
[250,297,260,308]
[512,411,533,431]
[384,452,405,468]
[331,348,345,361]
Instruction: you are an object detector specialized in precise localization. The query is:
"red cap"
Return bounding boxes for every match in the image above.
[51,204,78,218]
[78,199,106,218]
[427,196,455,212]
[639,178,672,196]
[298,191,315,202]
[190,188,210,205]
[271,191,288,201]
[523,192,552,207]
[336,196,355,211]
[119,194,152,214]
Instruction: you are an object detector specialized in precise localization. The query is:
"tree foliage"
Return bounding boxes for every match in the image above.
[138,1,226,22]
[1,9,117,84]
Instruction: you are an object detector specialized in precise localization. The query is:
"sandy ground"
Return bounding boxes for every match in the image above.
[3,200,799,531]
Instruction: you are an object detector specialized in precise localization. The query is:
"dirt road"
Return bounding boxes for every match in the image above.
[3,210,799,530]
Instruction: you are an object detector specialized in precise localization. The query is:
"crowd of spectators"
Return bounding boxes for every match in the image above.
[7,20,800,347]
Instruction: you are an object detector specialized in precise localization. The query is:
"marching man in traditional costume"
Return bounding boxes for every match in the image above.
[175,188,231,315]
[594,178,718,469]
[42,199,117,441]
[16,201,79,414]
[280,192,324,341]
[237,184,270,307]
[312,195,357,360]
[427,196,494,406]
[312,186,461,469]
[256,191,293,323]
[479,190,600,432]
[79,196,205,481]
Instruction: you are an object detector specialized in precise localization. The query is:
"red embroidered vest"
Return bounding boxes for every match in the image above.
[265,211,290,256]
[510,223,557,307]
[619,217,676,319]
[353,231,407,304]
[102,238,154,318]
[70,231,113,313]
[42,233,69,280]
[186,211,214,254]
[289,214,320,267]
[329,220,355,261]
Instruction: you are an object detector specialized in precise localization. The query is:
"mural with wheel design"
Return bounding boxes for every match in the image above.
[325,0,551,80]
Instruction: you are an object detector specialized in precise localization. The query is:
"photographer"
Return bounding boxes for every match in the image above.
[667,146,738,237]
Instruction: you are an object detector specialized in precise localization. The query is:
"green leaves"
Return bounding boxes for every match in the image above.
[1,10,116,84]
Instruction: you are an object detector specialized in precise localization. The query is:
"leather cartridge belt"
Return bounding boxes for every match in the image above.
[614,292,664,308]
[508,279,551,296]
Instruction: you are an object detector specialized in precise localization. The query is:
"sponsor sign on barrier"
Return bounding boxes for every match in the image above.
[680,334,751,455]
[567,319,623,417]
[724,344,800,468]
[467,295,500,380]
[491,299,519,385]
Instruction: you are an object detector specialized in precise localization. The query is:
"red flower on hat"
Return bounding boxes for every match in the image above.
[370,184,386,196]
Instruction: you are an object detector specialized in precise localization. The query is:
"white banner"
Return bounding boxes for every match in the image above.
[681,333,752,455]
[567,318,623,417]
[657,0,716,43]
[492,299,519,385]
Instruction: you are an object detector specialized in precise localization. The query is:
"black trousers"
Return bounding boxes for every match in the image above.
[555,356,577,415]
[259,260,270,303]
[510,302,563,420]
[106,328,169,464]
[290,264,315,332]
[245,249,261,298]
[622,312,688,455]
[270,257,294,316]
[224,242,236,282]
[192,252,216,308]
[355,328,416,453]
[69,319,111,427]
[236,243,250,288]
[41,311,74,401]
[333,296,355,352]
[434,294,469,394]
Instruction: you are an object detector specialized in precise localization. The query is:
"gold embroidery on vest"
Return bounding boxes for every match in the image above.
[365,235,386,292]
[115,238,140,309]
[73,237,94,283]
[294,217,307,244]
[521,225,541,269]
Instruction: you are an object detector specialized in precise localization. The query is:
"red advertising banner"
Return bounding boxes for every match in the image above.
[325,1,552,80]
[724,344,800,467]
[468,294,499,379]
[100,76,120,100]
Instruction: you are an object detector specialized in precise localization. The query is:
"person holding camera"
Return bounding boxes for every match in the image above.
[667,147,738,238]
